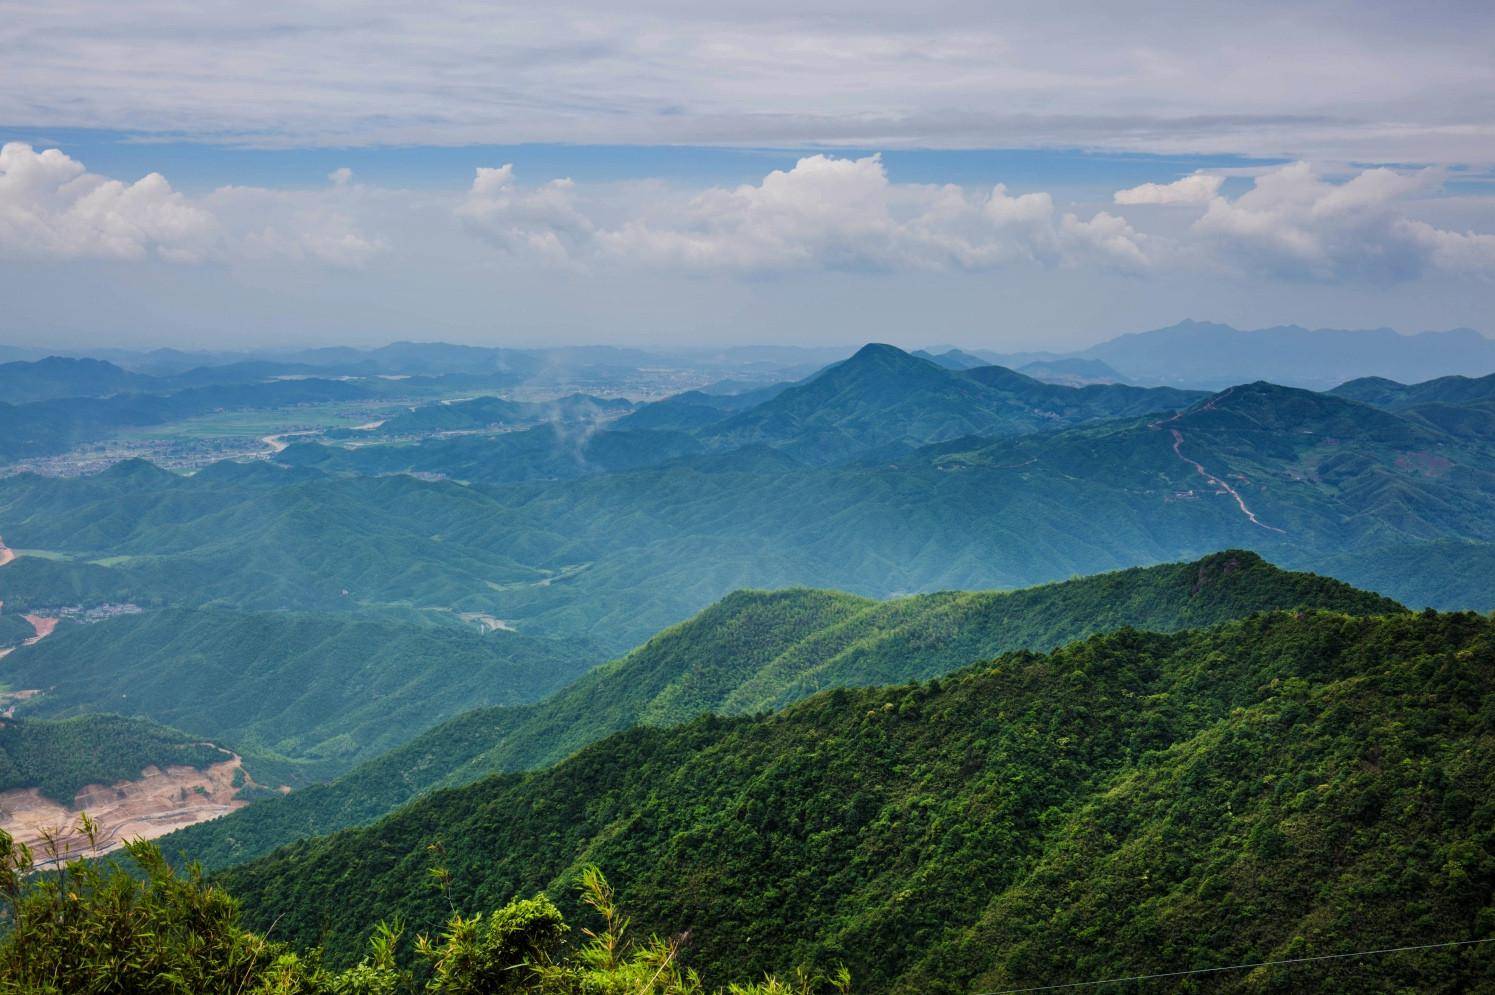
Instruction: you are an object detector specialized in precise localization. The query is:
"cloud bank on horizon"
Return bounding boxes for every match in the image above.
[4,142,1491,286]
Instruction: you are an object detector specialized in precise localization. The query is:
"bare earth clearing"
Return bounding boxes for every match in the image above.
[0,756,250,863]
[458,611,517,633]
[20,615,57,645]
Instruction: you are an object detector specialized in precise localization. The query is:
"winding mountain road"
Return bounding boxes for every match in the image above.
[1168,429,1285,533]
[1150,387,1285,534]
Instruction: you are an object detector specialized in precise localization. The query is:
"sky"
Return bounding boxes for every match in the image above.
[2,0,1494,352]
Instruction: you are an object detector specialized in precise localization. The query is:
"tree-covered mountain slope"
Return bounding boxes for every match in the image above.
[219,608,1493,993]
[0,378,377,460]
[1331,372,1495,409]
[701,343,1201,464]
[163,552,1401,870]
[280,424,705,484]
[4,374,1490,652]
[930,380,1495,550]
[4,608,601,786]
[1309,539,1495,613]
[0,714,223,804]
[0,356,155,404]
[334,392,634,439]
[0,461,556,615]
[612,381,792,433]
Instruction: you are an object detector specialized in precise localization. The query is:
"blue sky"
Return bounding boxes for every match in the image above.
[0,128,1284,195]
[2,2,1493,351]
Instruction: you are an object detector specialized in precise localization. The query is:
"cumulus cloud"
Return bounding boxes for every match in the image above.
[457,155,1495,283]
[0,142,218,262]
[464,154,1151,274]
[0,142,385,267]
[1114,172,1224,205]
[1185,161,1495,280]
[458,164,595,264]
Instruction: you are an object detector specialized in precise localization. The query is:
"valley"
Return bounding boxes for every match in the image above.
[6,10,1495,989]
[0,333,1492,991]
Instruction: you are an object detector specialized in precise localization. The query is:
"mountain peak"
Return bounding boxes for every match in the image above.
[848,342,920,363]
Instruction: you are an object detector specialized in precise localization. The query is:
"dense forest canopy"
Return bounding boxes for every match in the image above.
[218,609,1495,993]
[158,550,1402,871]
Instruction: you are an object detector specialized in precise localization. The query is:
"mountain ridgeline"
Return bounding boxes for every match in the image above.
[1,331,1493,993]
[3,608,603,786]
[161,551,1401,870]
[692,343,1203,465]
[219,606,1493,993]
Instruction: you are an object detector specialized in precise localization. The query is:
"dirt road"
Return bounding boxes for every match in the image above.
[1168,428,1284,533]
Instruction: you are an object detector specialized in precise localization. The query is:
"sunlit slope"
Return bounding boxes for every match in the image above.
[222,609,1490,993]
[165,551,1400,869]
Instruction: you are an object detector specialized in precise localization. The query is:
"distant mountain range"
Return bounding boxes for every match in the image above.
[5,319,1492,398]
[694,343,1199,465]
[977,320,1495,389]
[4,330,1494,993]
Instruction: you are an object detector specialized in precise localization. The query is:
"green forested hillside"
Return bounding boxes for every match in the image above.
[612,382,790,433]
[281,425,705,484]
[1331,372,1495,408]
[1309,540,1495,612]
[221,609,1495,993]
[4,372,1490,654]
[341,393,633,438]
[0,714,224,803]
[0,356,155,403]
[702,343,1201,464]
[0,613,33,649]
[0,379,376,460]
[5,609,600,785]
[930,380,1495,551]
[0,461,558,617]
[0,838,841,995]
[162,552,1401,869]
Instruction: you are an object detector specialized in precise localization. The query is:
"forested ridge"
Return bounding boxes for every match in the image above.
[6,608,601,785]
[2,341,1493,994]
[0,714,224,803]
[216,608,1495,992]
[160,551,1400,870]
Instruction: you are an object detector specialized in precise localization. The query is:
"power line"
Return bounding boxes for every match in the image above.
[977,936,1495,993]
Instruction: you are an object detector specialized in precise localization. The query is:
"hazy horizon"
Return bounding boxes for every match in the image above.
[2,317,1493,360]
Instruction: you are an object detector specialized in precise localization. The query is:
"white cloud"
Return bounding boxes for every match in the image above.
[467,154,1151,274]
[0,142,217,261]
[1114,172,1224,205]
[1186,161,1495,280]
[457,155,1495,283]
[0,142,385,267]
[458,164,594,265]
[328,167,353,186]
